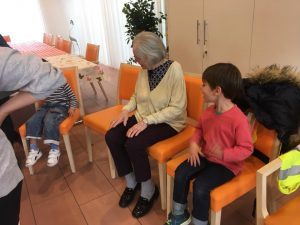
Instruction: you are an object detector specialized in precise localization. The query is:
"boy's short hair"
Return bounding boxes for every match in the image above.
[202,63,242,100]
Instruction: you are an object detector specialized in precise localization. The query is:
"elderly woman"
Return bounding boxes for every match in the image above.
[105,31,187,218]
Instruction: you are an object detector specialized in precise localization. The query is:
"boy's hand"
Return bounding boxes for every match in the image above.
[188,142,203,167]
[68,107,76,116]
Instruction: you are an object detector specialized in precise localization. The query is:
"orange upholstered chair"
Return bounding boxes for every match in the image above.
[166,121,281,225]
[55,36,64,50]
[3,35,11,42]
[62,39,72,53]
[148,74,204,209]
[256,152,300,225]
[19,67,84,174]
[43,33,53,46]
[85,43,100,64]
[83,63,141,172]
[83,43,108,101]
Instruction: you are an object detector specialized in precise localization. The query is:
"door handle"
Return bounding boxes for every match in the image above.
[197,20,201,44]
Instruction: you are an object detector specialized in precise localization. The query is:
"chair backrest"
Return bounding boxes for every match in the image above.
[62,39,72,53]
[184,74,204,122]
[60,67,84,116]
[85,43,100,63]
[117,63,141,104]
[43,33,52,46]
[3,35,11,42]
[254,121,281,160]
[55,36,64,50]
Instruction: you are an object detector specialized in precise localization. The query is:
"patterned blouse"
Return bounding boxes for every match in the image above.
[148,60,173,91]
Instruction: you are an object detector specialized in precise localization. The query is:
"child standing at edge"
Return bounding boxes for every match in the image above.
[165,63,253,225]
[25,82,78,167]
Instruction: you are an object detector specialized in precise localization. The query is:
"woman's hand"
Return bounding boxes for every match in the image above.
[188,142,203,167]
[109,109,129,128]
[126,120,147,138]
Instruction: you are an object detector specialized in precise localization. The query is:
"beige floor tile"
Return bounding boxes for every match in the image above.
[80,191,140,225]
[32,191,87,225]
[24,164,69,205]
[66,163,114,205]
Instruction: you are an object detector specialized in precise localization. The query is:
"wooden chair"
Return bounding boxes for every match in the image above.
[83,63,141,172]
[84,43,108,101]
[43,33,53,46]
[166,121,281,225]
[62,39,72,53]
[19,67,84,174]
[3,35,11,42]
[148,74,204,209]
[256,151,300,225]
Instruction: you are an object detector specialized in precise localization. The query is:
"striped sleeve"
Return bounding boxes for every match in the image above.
[64,83,79,108]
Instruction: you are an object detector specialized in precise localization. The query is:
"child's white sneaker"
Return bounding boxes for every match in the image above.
[26,150,42,167]
[47,149,61,167]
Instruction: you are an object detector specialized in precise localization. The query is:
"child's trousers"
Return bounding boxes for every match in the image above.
[173,157,235,221]
[26,103,68,145]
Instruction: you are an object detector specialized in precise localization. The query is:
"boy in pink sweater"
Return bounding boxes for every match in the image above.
[165,63,253,225]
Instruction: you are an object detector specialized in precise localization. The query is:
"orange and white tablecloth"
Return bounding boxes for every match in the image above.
[44,54,102,79]
[9,41,66,58]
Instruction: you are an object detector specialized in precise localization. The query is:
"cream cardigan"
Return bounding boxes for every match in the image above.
[123,61,187,132]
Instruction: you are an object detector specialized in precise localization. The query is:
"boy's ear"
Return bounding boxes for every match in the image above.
[214,86,222,95]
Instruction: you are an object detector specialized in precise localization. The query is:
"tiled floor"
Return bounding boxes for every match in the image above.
[14,65,260,225]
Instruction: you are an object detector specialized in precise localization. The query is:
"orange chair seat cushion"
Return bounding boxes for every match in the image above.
[167,153,265,212]
[149,126,195,163]
[83,105,124,134]
[264,195,300,225]
[18,108,81,136]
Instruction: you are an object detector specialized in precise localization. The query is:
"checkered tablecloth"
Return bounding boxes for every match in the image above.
[9,41,66,58]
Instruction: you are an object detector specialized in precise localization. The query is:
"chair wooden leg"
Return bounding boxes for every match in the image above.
[90,82,97,95]
[158,162,167,210]
[167,174,174,216]
[210,210,221,225]
[85,127,93,162]
[97,81,108,102]
[107,146,116,179]
[62,134,76,173]
[21,137,34,175]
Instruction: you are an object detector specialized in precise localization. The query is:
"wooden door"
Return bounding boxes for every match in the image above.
[166,0,204,74]
[203,0,254,75]
[250,0,300,70]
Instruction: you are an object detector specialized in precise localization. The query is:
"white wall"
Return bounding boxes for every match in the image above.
[38,0,71,39]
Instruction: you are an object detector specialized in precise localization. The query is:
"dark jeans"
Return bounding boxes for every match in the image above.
[0,181,22,225]
[26,103,68,145]
[105,116,177,182]
[173,157,235,221]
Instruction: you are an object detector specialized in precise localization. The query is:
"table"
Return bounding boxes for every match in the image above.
[9,41,66,58]
[44,54,98,77]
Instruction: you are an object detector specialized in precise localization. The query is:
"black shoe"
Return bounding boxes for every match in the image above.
[119,183,140,208]
[132,185,159,218]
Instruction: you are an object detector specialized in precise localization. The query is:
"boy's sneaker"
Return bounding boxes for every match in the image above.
[26,150,42,167]
[47,149,61,167]
[165,210,191,225]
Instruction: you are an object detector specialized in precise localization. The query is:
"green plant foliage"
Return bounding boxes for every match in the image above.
[122,0,166,44]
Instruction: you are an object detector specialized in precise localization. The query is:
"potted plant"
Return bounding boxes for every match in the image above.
[122,0,166,63]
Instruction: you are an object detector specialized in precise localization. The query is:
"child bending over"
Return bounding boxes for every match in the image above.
[25,82,78,167]
[165,63,253,225]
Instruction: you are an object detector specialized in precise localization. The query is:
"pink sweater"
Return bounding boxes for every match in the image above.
[191,105,253,175]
